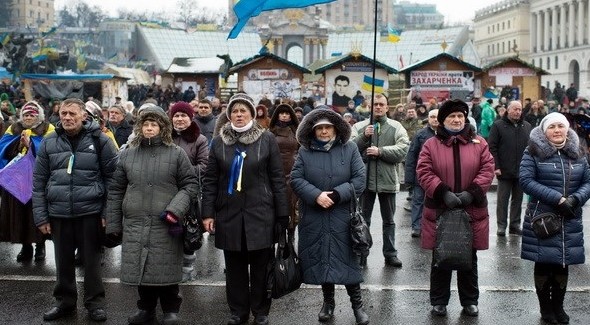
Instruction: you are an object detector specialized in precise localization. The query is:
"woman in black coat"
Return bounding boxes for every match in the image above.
[202,93,289,325]
[290,108,368,325]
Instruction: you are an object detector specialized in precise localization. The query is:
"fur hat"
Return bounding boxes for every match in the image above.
[20,101,45,121]
[131,106,173,147]
[541,112,570,133]
[437,99,469,124]
[227,93,255,119]
[169,101,194,120]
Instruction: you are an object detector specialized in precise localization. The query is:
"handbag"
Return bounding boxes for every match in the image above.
[350,186,372,257]
[266,229,303,299]
[530,210,562,239]
[184,168,205,251]
[433,208,473,271]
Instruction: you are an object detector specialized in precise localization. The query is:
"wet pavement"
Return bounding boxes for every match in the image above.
[1,191,590,324]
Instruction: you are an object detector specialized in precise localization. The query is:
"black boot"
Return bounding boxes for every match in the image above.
[318,284,335,322]
[16,244,33,262]
[552,275,570,324]
[534,275,557,324]
[346,284,369,325]
[34,242,46,261]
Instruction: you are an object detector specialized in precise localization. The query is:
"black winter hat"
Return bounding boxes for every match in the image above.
[437,99,469,124]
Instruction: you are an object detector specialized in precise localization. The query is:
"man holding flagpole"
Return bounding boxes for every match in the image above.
[351,93,410,268]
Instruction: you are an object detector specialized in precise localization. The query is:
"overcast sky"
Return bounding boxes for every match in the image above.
[54,0,503,24]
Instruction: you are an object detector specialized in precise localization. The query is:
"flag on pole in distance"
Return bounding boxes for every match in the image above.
[362,75,385,93]
[228,0,336,39]
[388,25,402,43]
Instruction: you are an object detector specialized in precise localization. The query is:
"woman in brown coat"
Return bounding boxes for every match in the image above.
[269,103,299,240]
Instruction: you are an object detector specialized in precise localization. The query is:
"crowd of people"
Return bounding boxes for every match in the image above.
[0,83,589,325]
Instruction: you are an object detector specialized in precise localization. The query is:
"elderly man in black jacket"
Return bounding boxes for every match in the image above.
[488,100,532,236]
[32,98,118,322]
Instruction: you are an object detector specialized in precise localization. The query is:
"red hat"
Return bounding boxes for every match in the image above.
[169,101,194,120]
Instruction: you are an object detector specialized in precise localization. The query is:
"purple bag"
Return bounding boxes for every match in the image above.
[0,149,35,204]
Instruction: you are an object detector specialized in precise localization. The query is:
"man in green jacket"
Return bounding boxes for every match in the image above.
[479,99,496,139]
[351,93,410,268]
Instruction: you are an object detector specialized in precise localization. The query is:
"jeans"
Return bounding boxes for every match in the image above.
[496,178,524,232]
[361,190,397,258]
[411,185,425,231]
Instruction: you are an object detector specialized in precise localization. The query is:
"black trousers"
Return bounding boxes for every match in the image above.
[223,246,272,318]
[50,216,105,310]
[430,250,479,306]
[137,285,182,313]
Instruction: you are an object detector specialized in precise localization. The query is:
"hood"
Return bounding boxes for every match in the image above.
[213,113,229,138]
[269,103,299,132]
[130,108,173,147]
[527,126,583,160]
[296,108,351,149]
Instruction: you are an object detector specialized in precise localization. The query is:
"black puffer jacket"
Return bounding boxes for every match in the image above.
[32,120,118,225]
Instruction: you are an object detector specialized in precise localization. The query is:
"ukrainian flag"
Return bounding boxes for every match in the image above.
[388,25,402,43]
[362,75,385,93]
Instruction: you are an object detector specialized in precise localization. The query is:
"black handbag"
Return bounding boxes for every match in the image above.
[531,212,562,239]
[433,208,473,271]
[184,168,205,251]
[350,186,372,257]
[266,230,303,299]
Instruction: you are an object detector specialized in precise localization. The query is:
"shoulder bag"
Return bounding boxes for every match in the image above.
[266,229,302,299]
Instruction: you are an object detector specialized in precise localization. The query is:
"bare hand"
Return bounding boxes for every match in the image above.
[364,125,374,137]
[494,169,502,176]
[366,146,380,157]
[203,218,215,233]
[19,135,30,148]
[102,218,106,227]
[316,191,334,209]
[38,223,51,235]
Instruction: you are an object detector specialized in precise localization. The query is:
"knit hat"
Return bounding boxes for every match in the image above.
[21,101,41,116]
[541,112,570,133]
[227,93,255,119]
[169,101,194,119]
[437,99,469,124]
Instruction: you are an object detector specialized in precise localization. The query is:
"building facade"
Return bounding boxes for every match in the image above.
[8,0,55,29]
[530,0,590,96]
[393,1,444,29]
[473,0,531,67]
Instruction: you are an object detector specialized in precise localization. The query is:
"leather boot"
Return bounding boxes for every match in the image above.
[345,284,369,325]
[552,275,570,324]
[318,284,335,322]
[16,244,33,262]
[34,242,46,261]
[534,275,557,324]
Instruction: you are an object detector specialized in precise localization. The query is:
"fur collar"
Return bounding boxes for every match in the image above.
[172,121,200,143]
[527,126,583,160]
[435,123,478,146]
[296,108,351,149]
[220,121,265,145]
[10,120,51,136]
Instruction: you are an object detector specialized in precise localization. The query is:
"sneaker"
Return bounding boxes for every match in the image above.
[384,256,402,267]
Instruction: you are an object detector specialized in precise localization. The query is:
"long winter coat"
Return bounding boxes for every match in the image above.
[487,114,532,179]
[404,125,436,186]
[519,127,590,265]
[33,120,118,226]
[0,121,54,243]
[417,126,495,250]
[202,122,289,252]
[351,115,409,193]
[291,109,366,285]
[269,106,300,228]
[106,110,198,285]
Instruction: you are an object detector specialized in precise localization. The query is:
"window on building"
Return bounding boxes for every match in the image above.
[503,42,505,53]
[502,22,505,30]
[488,45,490,56]
[555,56,558,69]
[508,20,510,29]
[508,40,511,51]
[488,26,490,34]
[547,57,550,70]
[496,43,499,54]
[539,59,542,69]
[532,58,535,67]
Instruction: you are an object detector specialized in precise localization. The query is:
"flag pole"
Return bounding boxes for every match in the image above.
[369,0,378,126]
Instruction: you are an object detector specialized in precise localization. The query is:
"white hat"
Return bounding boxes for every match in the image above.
[312,118,334,129]
[540,112,570,133]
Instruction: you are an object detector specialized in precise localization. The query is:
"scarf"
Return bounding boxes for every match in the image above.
[231,120,253,133]
[228,147,247,194]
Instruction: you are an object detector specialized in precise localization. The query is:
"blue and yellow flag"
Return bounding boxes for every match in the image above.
[1,33,11,46]
[228,0,336,39]
[362,75,385,93]
[388,25,402,43]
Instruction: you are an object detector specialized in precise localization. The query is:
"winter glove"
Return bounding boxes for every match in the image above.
[443,191,461,209]
[326,190,341,204]
[559,196,578,219]
[456,191,474,206]
[103,233,122,248]
[274,220,287,243]
[160,211,183,237]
